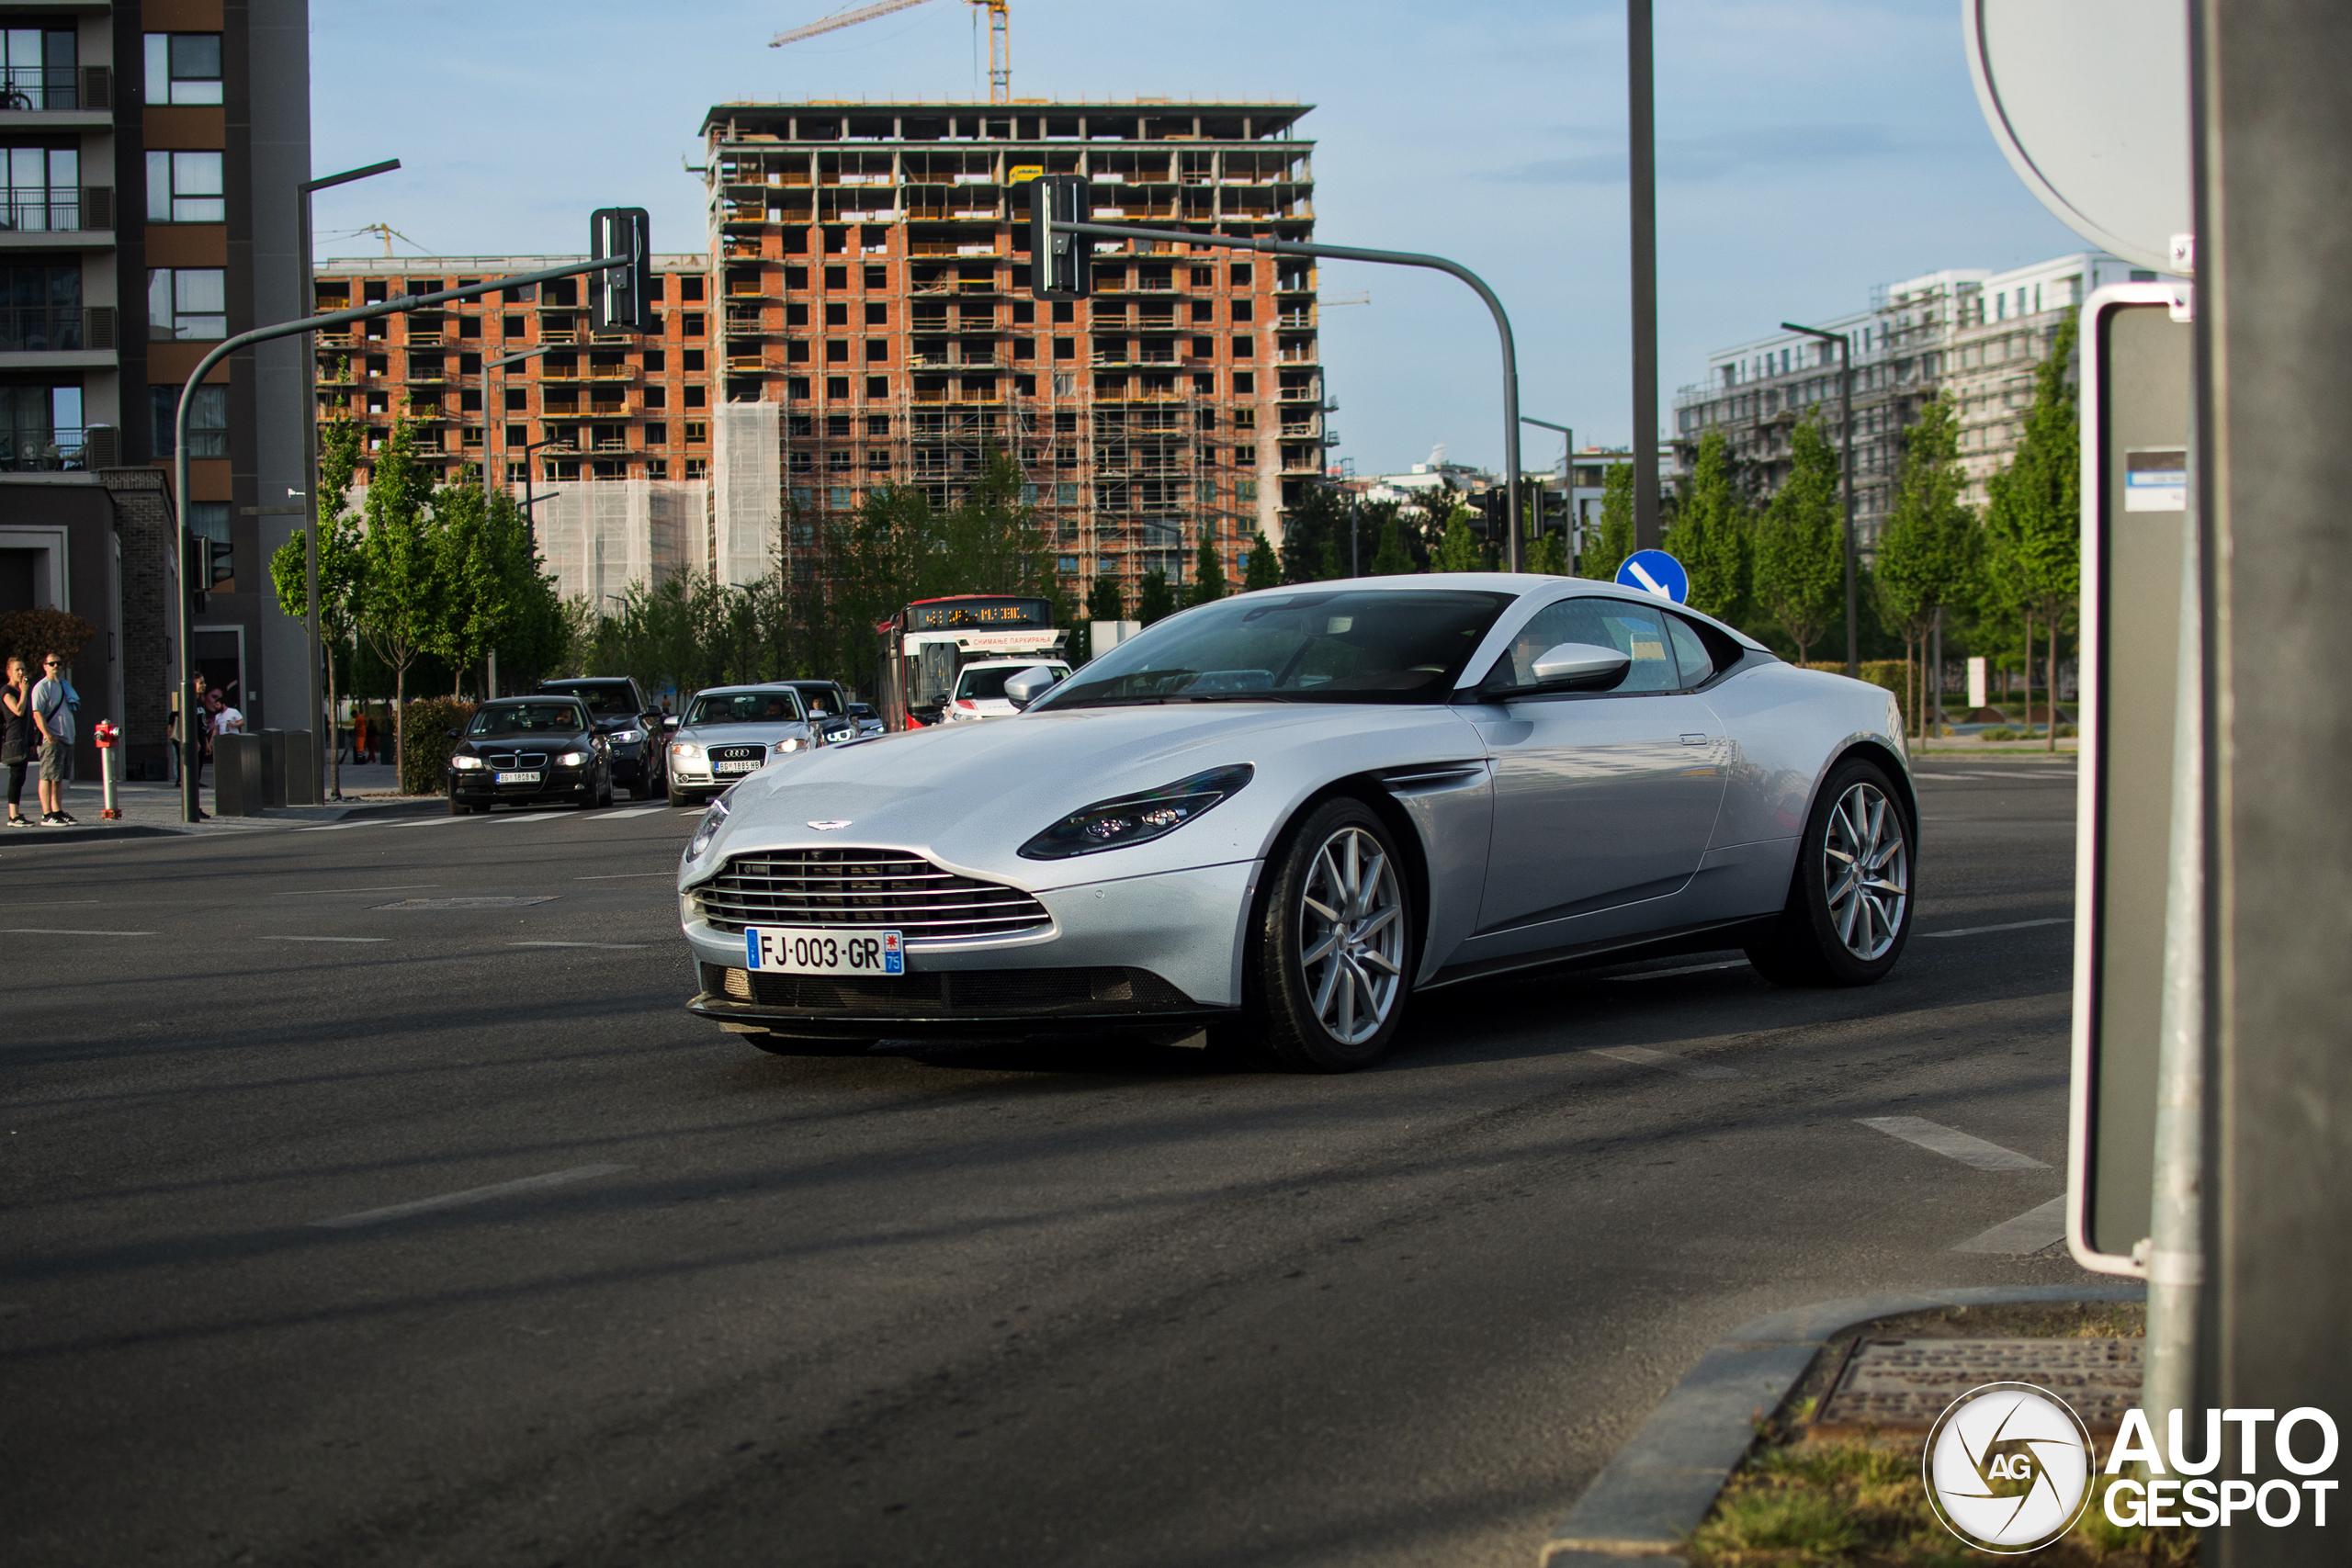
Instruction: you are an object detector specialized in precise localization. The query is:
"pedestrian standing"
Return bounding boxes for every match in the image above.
[30,652,76,824]
[2,655,33,826]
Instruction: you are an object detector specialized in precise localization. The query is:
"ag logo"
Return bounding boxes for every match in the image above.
[1923,1382,2096,1552]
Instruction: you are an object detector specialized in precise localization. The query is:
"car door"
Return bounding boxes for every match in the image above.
[1470,595,1729,936]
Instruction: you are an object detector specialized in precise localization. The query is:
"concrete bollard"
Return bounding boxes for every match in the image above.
[214,733,262,817]
[280,730,317,806]
[255,729,286,809]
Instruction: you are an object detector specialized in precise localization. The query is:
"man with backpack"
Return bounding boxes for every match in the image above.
[30,653,76,825]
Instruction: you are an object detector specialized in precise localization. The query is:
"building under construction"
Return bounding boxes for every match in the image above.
[698,99,1324,599]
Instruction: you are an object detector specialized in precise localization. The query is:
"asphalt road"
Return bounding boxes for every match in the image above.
[3,767,2091,1568]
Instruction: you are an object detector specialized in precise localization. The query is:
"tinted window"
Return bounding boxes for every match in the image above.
[542,682,639,716]
[1492,597,1678,694]
[956,664,1069,702]
[470,703,587,734]
[687,691,803,726]
[1037,590,1513,709]
[1665,616,1713,687]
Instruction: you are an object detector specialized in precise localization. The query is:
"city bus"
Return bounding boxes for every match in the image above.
[875,594,1069,730]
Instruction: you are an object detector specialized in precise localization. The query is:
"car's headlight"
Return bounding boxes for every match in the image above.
[450,754,483,770]
[687,795,730,859]
[671,742,703,761]
[774,737,805,754]
[613,728,642,744]
[558,750,589,767]
[1018,764,1254,860]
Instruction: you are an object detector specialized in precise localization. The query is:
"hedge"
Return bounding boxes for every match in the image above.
[1802,660,1912,729]
[400,698,476,795]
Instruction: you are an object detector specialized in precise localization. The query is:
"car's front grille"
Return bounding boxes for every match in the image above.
[695,848,1051,940]
[486,751,549,769]
[702,962,1194,1016]
[709,744,766,762]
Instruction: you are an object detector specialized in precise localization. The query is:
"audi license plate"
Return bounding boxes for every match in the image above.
[745,926,904,976]
[715,759,762,774]
[494,770,542,784]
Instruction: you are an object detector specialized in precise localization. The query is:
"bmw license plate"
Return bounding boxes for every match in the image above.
[495,770,542,784]
[715,759,761,774]
[745,926,903,976]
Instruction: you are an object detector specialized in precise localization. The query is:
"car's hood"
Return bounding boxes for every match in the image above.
[675,720,812,748]
[457,733,591,753]
[684,701,1487,892]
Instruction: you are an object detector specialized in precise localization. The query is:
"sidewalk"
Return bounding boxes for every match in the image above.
[8,762,439,844]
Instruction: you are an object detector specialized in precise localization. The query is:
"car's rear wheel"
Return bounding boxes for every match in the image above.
[1243,798,1414,1072]
[1745,756,1914,987]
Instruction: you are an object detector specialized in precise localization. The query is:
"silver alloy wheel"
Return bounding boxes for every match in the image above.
[1823,781,1908,961]
[1297,825,1406,1045]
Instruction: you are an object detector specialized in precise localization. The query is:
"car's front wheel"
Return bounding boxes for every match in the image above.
[1746,756,1914,986]
[1244,798,1414,1072]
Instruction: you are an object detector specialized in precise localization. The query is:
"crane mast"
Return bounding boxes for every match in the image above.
[770,0,1011,104]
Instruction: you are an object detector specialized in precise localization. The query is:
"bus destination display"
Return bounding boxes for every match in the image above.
[910,599,1050,631]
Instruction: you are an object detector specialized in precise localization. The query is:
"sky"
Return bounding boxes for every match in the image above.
[308,0,2085,478]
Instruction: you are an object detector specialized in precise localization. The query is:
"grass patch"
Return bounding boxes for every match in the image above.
[1687,1439,2199,1566]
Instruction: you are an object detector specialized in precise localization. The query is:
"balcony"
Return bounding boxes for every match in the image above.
[0,186,112,238]
[0,64,110,115]
[0,304,116,355]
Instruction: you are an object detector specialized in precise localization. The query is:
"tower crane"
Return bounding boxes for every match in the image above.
[770,0,1011,105]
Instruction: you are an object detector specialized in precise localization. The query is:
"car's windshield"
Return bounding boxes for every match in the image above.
[956,664,1070,702]
[542,683,639,716]
[793,685,842,716]
[470,702,586,734]
[1035,590,1515,709]
[686,690,804,726]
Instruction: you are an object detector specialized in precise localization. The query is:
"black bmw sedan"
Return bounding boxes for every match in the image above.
[447,698,614,814]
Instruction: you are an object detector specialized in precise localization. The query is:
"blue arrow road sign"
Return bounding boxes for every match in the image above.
[1616,549,1690,604]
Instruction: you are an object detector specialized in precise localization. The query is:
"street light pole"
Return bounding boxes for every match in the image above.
[295,158,400,798]
[1628,0,1661,552]
[1781,321,1858,679]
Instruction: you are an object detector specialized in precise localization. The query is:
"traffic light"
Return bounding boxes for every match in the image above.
[185,533,215,614]
[1029,175,1091,299]
[588,207,653,332]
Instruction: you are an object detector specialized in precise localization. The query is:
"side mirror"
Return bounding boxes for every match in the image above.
[662,715,679,732]
[1001,665,1061,710]
[445,727,460,739]
[1496,641,1633,696]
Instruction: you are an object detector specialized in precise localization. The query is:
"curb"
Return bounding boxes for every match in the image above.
[1537,1282,2148,1566]
[17,795,446,844]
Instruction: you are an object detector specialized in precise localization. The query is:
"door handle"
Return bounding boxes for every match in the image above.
[1679,732,1709,745]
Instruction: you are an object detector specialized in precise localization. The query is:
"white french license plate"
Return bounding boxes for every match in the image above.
[494,770,542,784]
[744,926,904,976]
[715,759,762,774]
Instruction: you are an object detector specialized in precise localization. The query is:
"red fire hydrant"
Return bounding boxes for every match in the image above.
[94,719,121,818]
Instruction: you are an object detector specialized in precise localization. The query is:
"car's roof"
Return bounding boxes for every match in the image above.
[486,694,584,706]
[1216,574,1770,651]
[688,683,808,699]
[539,677,631,687]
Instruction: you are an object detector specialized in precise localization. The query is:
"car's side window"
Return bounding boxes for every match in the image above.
[1492,598,1678,694]
[1664,613,1744,688]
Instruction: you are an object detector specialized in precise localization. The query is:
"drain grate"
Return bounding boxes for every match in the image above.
[1814,1338,2144,1438]
[370,896,560,910]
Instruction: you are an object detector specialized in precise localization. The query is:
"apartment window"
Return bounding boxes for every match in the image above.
[865,338,887,363]
[826,340,848,363]
[0,264,78,351]
[683,312,704,336]
[684,385,706,408]
[1053,337,1073,361]
[646,457,668,479]
[3,146,80,231]
[643,385,665,410]
[148,267,226,339]
[865,264,887,288]
[143,34,223,105]
[824,265,847,289]
[865,301,888,326]
[826,377,849,400]
[684,421,707,444]
[150,383,227,458]
[643,423,667,446]
[684,457,707,479]
[865,377,888,398]
[682,349,704,372]
[146,152,225,223]
[1230,265,1253,287]
[1057,482,1079,505]
[1,28,74,110]
[1232,372,1254,396]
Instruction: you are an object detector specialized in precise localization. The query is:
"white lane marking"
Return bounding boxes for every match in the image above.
[260,935,390,944]
[597,807,664,821]
[1918,917,2072,940]
[1911,772,1976,780]
[1952,1195,2069,1254]
[575,873,674,880]
[273,884,440,896]
[1614,960,1748,982]
[2,927,157,936]
[510,941,647,949]
[309,1163,630,1230]
[1858,1115,2051,1171]
[1585,1044,1744,1079]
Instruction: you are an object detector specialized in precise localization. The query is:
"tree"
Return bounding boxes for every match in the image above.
[349,422,443,786]
[424,481,515,699]
[1241,531,1281,592]
[1669,432,1750,621]
[1430,502,1483,573]
[1086,573,1125,624]
[1578,464,1634,581]
[1874,395,1981,738]
[1983,317,2081,750]
[1751,416,1845,663]
[1187,532,1228,606]
[269,418,367,795]
[1371,513,1414,575]
[1279,484,1347,583]
[1527,529,1569,576]
[1136,568,1177,626]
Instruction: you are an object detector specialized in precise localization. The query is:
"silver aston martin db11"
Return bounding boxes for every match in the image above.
[676,575,1916,1070]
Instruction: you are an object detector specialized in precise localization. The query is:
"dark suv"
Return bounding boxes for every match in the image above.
[537,677,667,799]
